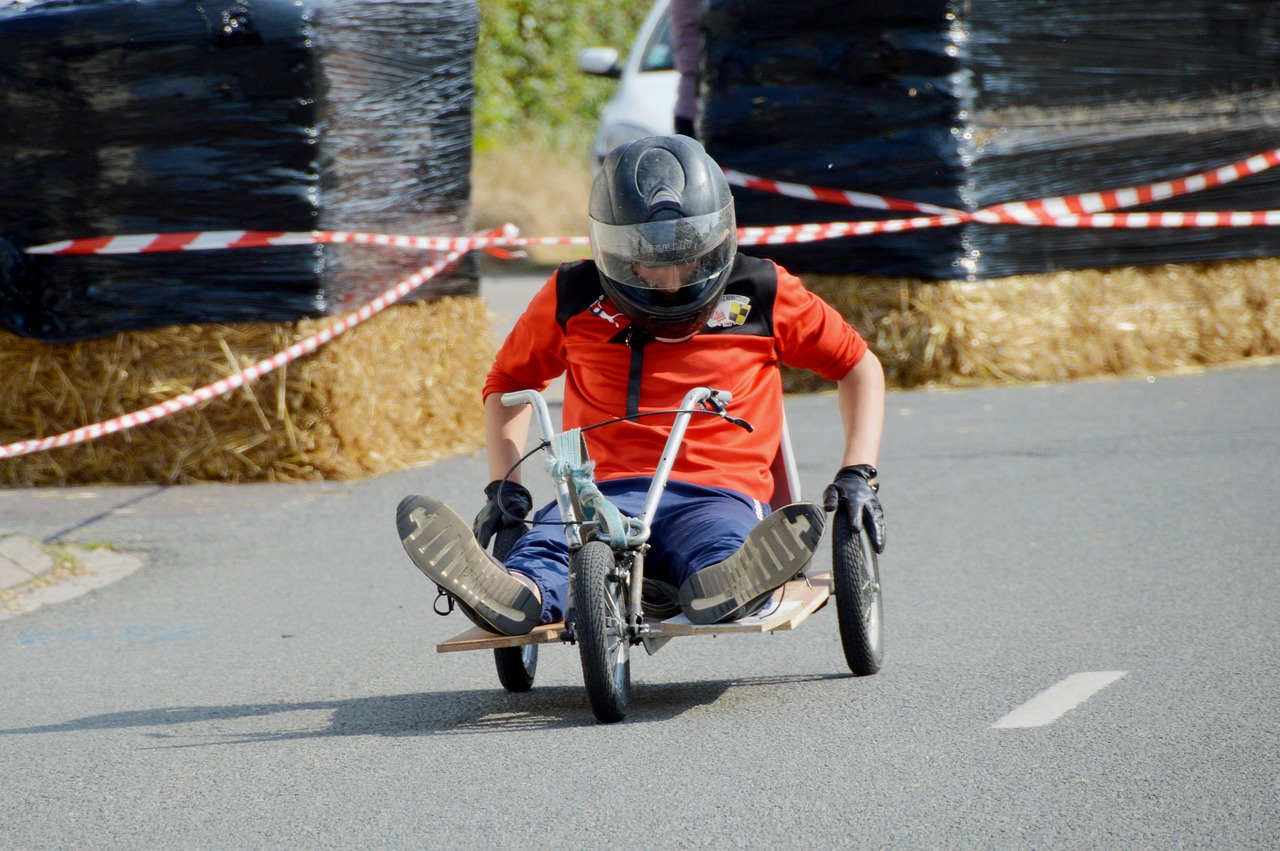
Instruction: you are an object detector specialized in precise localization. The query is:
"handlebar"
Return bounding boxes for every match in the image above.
[500,386,739,546]
[501,389,558,447]
[501,386,735,446]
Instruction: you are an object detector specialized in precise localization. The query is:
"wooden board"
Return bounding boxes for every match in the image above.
[436,622,564,653]
[435,572,832,652]
[656,572,832,636]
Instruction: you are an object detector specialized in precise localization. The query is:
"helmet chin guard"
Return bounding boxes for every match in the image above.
[588,135,737,340]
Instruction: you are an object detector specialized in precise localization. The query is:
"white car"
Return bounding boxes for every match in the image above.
[577,0,676,172]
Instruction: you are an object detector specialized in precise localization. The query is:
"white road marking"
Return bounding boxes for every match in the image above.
[993,671,1128,729]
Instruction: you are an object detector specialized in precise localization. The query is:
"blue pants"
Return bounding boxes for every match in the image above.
[505,477,768,624]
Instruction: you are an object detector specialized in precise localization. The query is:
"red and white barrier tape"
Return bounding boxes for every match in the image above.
[729,147,1280,243]
[722,169,961,216]
[738,215,968,245]
[25,209,1280,259]
[26,227,588,257]
[973,149,1280,224]
[25,146,1280,258]
[736,210,1280,246]
[27,223,976,255]
[1006,210,1280,229]
[725,146,1280,226]
[0,248,466,460]
[8,147,1280,459]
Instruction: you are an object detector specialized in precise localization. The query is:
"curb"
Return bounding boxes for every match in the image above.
[0,534,54,591]
[0,534,145,621]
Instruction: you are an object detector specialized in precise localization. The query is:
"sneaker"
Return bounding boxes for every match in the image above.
[397,495,541,636]
[641,578,682,620]
[678,502,825,625]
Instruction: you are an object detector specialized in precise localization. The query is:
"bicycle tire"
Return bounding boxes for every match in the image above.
[572,540,630,723]
[832,510,884,676]
[491,522,538,693]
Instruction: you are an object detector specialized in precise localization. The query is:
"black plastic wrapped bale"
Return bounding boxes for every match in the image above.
[701,0,1280,279]
[0,0,479,342]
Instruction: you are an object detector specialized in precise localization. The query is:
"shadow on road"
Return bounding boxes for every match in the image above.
[0,672,849,742]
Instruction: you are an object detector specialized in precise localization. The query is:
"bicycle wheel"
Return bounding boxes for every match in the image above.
[491,523,538,693]
[572,540,630,723]
[494,643,538,693]
[832,510,883,676]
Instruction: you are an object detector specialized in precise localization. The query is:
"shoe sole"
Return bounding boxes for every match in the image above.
[396,495,540,636]
[678,502,825,625]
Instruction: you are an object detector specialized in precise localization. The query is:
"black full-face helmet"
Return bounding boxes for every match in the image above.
[588,135,737,342]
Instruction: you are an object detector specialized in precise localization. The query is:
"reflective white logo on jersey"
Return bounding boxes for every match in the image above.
[589,296,624,327]
[706,294,751,328]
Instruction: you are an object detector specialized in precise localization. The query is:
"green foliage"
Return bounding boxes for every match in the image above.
[473,0,652,147]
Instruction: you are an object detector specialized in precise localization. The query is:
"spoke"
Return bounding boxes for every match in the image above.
[603,577,629,637]
[608,638,629,689]
[604,598,623,622]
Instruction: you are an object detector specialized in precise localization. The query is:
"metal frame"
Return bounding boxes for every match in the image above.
[501,385,734,643]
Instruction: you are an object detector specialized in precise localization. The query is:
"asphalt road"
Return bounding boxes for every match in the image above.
[1,307,1278,847]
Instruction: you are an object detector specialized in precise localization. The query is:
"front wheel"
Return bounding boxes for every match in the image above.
[832,511,883,676]
[572,540,630,723]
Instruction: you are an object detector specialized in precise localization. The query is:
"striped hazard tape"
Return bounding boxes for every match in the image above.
[26,223,981,254]
[25,226,589,257]
[973,149,1280,224]
[735,209,1280,247]
[725,146,1280,228]
[722,169,961,216]
[24,147,1280,258]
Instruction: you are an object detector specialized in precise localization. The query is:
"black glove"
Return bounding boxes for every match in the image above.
[472,479,533,549]
[822,464,886,554]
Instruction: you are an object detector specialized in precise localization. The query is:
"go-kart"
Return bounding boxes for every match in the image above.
[434,386,883,723]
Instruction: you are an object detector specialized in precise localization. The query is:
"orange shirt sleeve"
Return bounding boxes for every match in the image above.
[482,271,568,401]
[771,263,867,380]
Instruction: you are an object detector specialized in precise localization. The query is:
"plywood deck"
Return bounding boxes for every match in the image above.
[436,572,831,653]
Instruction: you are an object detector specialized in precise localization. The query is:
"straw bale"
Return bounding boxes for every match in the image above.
[788,257,1280,392]
[0,298,493,486]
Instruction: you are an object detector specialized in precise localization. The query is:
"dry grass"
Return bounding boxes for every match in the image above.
[0,298,494,485]
[471,138,593,267]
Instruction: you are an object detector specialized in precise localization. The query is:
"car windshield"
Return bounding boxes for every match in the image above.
[639,10,674,72]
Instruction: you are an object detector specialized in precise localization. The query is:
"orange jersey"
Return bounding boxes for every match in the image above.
[483,254,867,504]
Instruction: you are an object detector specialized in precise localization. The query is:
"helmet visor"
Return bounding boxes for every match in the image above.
[589,204,736,303]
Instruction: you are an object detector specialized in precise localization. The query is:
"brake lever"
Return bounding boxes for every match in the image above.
[700,392,754,432]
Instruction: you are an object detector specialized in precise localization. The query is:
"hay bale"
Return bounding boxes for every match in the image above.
[0,298,493,485]
[788,257,1280,392]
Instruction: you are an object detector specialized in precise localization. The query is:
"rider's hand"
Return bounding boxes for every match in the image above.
[472,479,533,549]
[822,464,885,553]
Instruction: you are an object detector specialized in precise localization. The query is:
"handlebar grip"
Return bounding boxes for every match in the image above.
[500,391,531,407]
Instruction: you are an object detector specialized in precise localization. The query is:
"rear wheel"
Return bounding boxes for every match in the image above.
[832,511,883,676]
[494,643,538,692]
[573,540,630,723]
[490,523,538,693]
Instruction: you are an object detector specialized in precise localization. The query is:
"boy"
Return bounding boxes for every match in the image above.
[398,135,885,635]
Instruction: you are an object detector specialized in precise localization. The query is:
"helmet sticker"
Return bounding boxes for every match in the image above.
[706,294,751,328]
